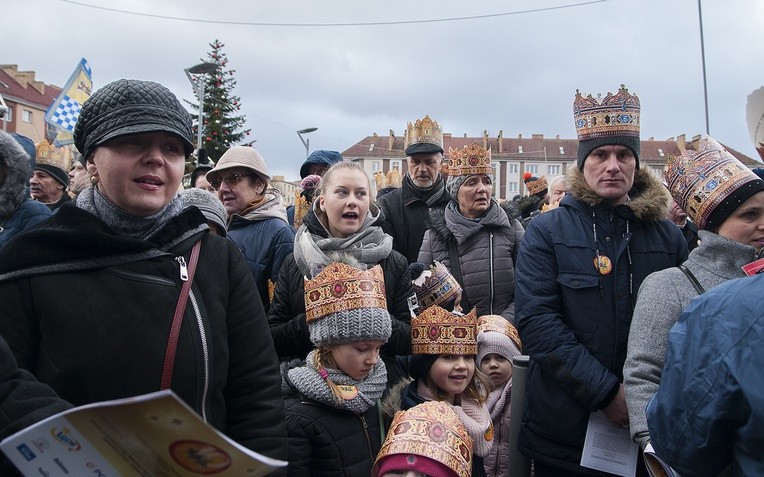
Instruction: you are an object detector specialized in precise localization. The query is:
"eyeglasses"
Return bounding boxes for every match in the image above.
[211,173,252,189]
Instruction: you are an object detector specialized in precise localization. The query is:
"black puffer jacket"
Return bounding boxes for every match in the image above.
[268,208,414,361]
[281,360,382,477]
[0,205,288,462]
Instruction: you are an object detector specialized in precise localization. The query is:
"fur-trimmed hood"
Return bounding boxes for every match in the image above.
[426,199,521,242]
[566,166,670,222]
[379,377,412,420]
[0,132,32,219]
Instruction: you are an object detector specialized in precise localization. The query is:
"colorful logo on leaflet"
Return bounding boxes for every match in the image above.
[169,440,232,474]
[50,427,81,451]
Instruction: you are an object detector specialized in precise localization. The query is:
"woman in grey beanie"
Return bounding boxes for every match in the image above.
[0,79,288,465]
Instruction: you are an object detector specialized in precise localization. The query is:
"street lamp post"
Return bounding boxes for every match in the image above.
[184,62,219,165]
[297,127,318,159]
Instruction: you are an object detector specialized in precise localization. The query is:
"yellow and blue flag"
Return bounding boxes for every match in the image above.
[45,58,92,147]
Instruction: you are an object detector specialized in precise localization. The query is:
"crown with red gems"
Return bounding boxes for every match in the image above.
[411,305,477,355]
[405,115,444,155]
[304,262,387,323]
[573,84,640,141]
[448,143,493,177]
[664,136,764,230]
[374,401,473,477]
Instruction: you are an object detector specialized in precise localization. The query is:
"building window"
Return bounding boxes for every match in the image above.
[508,181,518,192]
[509,163,518,174]
[548,165,561,175]
[1,106,11,122]
[390,159,401,171]
[526,164,538,174]
[22,109,32,123]
[371,161,381,172]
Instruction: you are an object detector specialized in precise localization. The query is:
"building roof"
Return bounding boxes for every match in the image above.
[0,65,61,109]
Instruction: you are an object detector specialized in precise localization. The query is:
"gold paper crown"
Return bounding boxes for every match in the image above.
[574,84,640,141]
[477,315,522,352]
[405,115,443,153]
[526,175,548,196]
[304,262,387,323]
[411,305,477,355]
[35,140,71,172]
[412,261,463,314]
[386,168,402,188]
[448,144,492,177]
[374,401,473,477]
[664,136,762,230]
[293,191,311,228]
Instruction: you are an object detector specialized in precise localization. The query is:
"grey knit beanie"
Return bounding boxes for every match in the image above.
[74,79,194,159]
[180,188,228,236]
[446,173,494,199]
[304,262,391,348]
[476,315,522,364]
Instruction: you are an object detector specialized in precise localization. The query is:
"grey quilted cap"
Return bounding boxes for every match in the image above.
[73,79,194,159]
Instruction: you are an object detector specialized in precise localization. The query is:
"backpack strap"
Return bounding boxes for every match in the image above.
[678,264,705,295]
[447,236,471,312]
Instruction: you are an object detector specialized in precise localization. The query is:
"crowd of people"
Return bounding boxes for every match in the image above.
[0,78,762,477]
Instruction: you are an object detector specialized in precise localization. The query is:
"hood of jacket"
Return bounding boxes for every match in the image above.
[0,132,32,219]
[565,166,670,222]
[426,199,521,245]
[233,188,289,225]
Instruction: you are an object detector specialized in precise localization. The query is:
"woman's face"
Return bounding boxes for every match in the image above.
[716,190,764,252]
[91,132,185,217]
[457,174,493,219]
[319,168,370,238]
[479,353,512,390]
[428,354,475,402]
[329,340,383,380]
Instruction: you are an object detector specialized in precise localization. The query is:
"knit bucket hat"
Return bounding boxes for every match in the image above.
[206,145,270,187]
[73,79,194,159]
[304,261,391,348]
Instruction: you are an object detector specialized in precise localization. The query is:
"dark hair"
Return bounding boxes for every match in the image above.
[190,165,213,188]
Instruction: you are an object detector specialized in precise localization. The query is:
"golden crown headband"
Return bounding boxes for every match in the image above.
[405,115,444,151]
[477,315,522,351]
[526,176,548,196]
[573,84,640,141]
[411,305,478,355]
[304,262,387,323]
[448,143,493,177]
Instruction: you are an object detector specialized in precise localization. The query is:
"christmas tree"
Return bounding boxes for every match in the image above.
[187,39,253,164]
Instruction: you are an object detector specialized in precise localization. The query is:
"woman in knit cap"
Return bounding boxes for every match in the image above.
[373,400,473,477]
[624,136,764,451]
[418,143,524,324]
[268,160,414,383]
[476,315,522,477]
[281,260,391,476]
[0,79,288,464]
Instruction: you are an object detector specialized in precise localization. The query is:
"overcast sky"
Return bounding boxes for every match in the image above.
[5,0,764,179]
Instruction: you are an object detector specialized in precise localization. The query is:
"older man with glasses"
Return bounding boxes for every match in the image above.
[207,146,295,312]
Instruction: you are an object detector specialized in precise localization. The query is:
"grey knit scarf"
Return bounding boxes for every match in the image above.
[288,350,387,414]
[293,202,393,277]
[404,173,447,207]
[77,186,183,241]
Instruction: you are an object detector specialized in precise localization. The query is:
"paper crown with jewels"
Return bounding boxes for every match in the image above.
[573,84,640,141]
[448,143,492,177]
[410,261,463,315]
[34,140,72,187]
[477,315,522,352]
[525,174,548,196]
[664,136,764,230]
[304,262,391,347]
[373,401,473,477]
[411,305,477,355]
[405,115,444,155]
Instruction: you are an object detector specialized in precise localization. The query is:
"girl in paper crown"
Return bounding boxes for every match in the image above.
[281,259,392,476]
[385,305,492,477]
[476,315,523,477]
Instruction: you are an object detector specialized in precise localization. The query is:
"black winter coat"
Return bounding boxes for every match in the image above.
[268,209,414,361]
[378,175,451,264]
[281,361,382,477]
[0,204,288,462]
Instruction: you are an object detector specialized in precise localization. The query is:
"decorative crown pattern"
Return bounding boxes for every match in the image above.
[405,115,443,151]
[411,305,477,355]
[448,143,493,177]
[573,84,640,141]
[35,140,71,171]
[664,136,760,230]
[526,175,548,196]
[412,261,463,313]
[375,401,473,477]
[477,315,522,352]
[304,262,387,323]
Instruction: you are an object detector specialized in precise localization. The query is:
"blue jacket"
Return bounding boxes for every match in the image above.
[647,273,764,477]
[515,167,687,471]
[0,198,51,249]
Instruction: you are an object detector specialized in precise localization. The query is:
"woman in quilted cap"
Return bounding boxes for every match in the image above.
[281,260,391,476]
[0,79,288,464]
[624,136,764,451]
[268,160,414,384]
[419,144,524,324]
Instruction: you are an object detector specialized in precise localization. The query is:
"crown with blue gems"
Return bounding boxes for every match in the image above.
[574,84,640,141]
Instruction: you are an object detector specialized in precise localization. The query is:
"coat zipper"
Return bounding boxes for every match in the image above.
[489,230,495,314]
[359,414,374,460]
[176,256,189,281]
[189,290,210,422]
